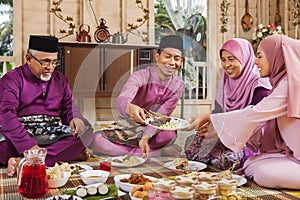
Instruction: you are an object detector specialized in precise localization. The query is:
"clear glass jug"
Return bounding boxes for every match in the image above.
[17,148,48,199]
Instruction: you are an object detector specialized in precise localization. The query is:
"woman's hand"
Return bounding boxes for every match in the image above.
[196,114,211,136]
[126,103,146,124]
[139,135,150,160]
[70,118,85,137]
[184,115,201,131]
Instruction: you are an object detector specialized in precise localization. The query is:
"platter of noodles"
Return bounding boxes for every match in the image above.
[145,116,190,130]
[111,155,145,167]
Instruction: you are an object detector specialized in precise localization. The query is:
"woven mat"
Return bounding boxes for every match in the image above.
[0,157,299,200]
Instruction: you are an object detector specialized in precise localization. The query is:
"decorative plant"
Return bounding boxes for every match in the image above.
[127,0,149,30]
[220,0,230,33]
[127,0,150,42]
[251,24,283,44]
[50,0,76,39]
[290,0,300,26]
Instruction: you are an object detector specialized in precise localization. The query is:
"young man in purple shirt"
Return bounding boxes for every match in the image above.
[92,35,185,159]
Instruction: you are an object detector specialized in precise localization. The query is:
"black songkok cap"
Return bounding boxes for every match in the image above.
[159,35,183,52]
[28,35,58,53]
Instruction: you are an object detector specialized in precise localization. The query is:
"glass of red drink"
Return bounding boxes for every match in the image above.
[100,157,111,172]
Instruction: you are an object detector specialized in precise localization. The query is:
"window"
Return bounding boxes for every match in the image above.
[0,0,21,77]
[155,0,210,100]
[0,0,13,77]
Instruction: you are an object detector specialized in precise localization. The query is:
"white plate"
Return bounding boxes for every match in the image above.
[70,164,93,175]
[232,174,247,186]
[111,156,145,167]
[145,117,190,130]
[46,194,82,200]
[164,160,207,171]
[210,173,247,186]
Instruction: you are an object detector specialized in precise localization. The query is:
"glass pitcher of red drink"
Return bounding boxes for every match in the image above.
[17,148,48,199]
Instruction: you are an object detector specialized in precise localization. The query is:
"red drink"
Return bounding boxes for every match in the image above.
[18,164,48,199]
[100,161,111,172]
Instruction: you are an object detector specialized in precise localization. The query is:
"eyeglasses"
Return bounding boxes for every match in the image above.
[30,54,60,68]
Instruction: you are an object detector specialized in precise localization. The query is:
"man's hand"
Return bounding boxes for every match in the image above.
[70,118,85,137]
[126,103,146,124]
[139,135,150,160]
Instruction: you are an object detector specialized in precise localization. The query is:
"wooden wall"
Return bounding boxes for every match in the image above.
[19,0,155,64]
[15,0,300,73]
[15,0,300,122]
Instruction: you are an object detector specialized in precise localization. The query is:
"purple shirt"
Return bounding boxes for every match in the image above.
[116,67,185,136]
[0,64,86,154]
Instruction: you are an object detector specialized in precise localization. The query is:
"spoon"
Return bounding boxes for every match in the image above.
[241,0,253,32]
[275,0,281,26]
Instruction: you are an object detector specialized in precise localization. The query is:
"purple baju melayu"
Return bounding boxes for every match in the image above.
[0,64,93,166]
[92,67,185,156]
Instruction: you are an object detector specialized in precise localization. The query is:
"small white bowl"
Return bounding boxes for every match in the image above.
[129,188,143,200]
[48,172,71,188]
[80,170,110,185]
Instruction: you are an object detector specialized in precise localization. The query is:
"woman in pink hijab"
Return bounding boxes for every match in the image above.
[184,38,271,170]
[195,34,300,189]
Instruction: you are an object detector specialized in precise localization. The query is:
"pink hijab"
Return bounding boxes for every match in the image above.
[260,34,300,118]
[216,38,271,112]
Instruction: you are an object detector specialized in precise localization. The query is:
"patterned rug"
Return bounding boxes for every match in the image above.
[0,157,299,200]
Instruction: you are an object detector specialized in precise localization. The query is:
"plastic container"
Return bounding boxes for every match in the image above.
[216,178,238,197]
[170,185,195,199]
[148,190,175,200]
[175,175,197,186]
[152,178,176,192]
[192,182,217,200]
[194,172,219,183]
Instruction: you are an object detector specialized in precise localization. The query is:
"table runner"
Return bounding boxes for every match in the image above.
[0,157,298,200]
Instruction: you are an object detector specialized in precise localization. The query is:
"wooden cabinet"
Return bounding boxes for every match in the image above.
[57,42,156,120]
[58,42,156,98]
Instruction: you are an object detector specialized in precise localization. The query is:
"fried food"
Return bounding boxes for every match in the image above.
[120,174,151,185]
[173,157,188,170]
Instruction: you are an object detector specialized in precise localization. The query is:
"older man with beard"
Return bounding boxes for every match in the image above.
[0,35,94,176]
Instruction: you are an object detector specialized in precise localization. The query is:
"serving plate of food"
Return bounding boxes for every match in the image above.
[111,155,145,167]
[70,164,93,175]
[232,174,247,186]
[164,160,207,171]
[145,116,190,130]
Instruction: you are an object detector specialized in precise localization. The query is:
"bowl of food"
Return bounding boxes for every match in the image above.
[170,185,195,199]
[114,174,155,192]
[47,171,71,188]
[80,170,110,185]
[129,182,153,200]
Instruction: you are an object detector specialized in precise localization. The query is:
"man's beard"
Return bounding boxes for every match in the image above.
[40,74,51,81]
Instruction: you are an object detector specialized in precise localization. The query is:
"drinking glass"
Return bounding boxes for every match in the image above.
[100,157,111,172]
